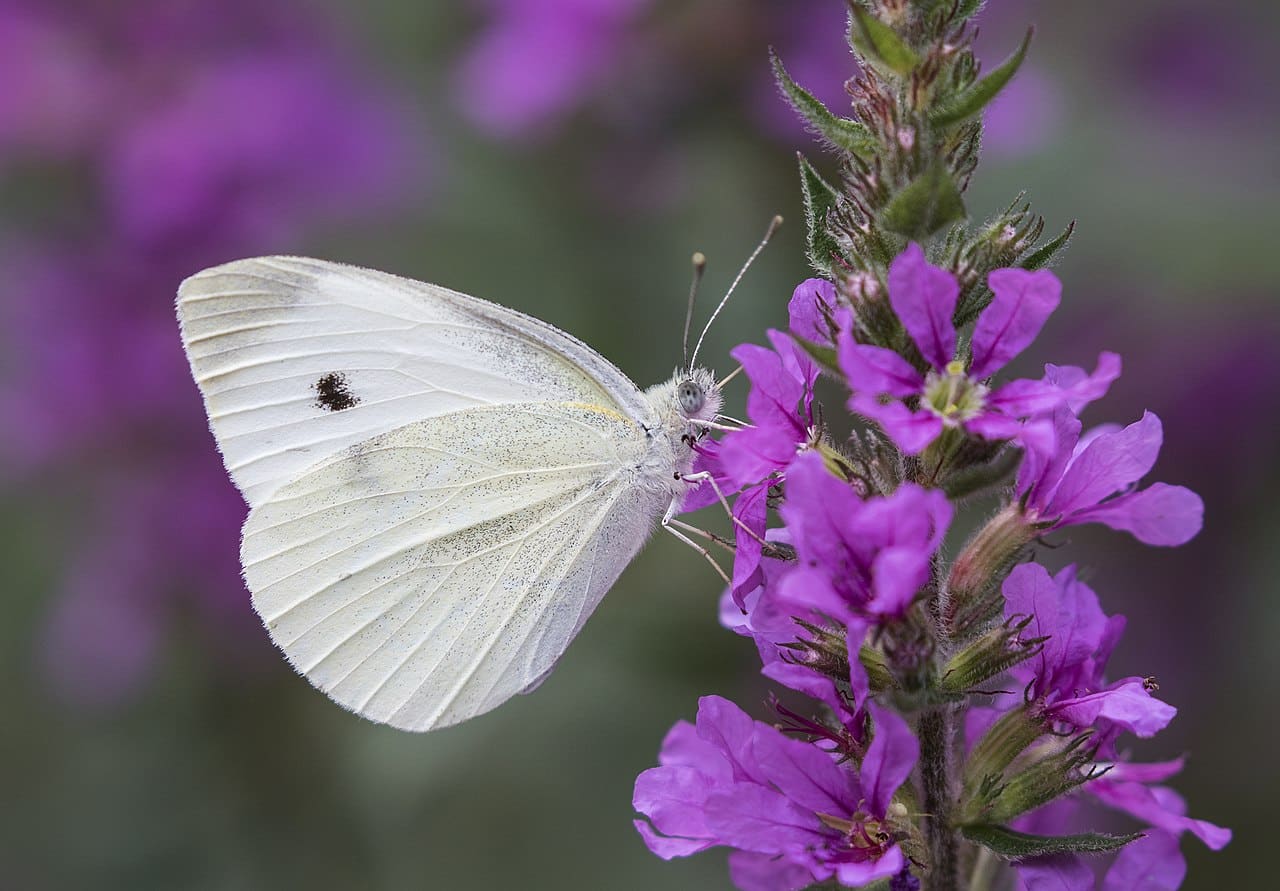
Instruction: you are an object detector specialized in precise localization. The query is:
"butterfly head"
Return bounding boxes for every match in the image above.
[674,366,722,427]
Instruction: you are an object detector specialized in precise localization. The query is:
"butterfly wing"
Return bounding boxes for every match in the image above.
[242,401,666,732]
[178,256,649,508]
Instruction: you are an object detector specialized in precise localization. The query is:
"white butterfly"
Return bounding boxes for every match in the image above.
[177,255,740,732]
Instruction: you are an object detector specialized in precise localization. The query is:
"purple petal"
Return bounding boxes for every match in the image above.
[704,783,824,855]
[680,441,730,513]
[1064,483,1204,547]
[1101,831,1186,891]
[861,704,919,816]
[633,817,715,859]
[696,696,768,785]
[850,393,944,454]
[634,765,722,849]
[988,378,1070,417]
[887,242,958,369]
[762,660,844,716]
[1015,855,1095,891]
[838,339,925,398]
[767,328,819,408]
[965,411,1026,442]
[1050,679,1177,738]
[749,721,862,817]
[1018,407,1082,510]
[1047,412,1164,518]
[729,851,819,891]
[789,278,838,343]
[658,720,732,777]
[869,546,932,617]
[1044,352,1123,414]
[1104,758,1186,785]
[771,565,855,626]
[1088,780,1232,850]
[834,847,905,886]
[970,268,1062,378]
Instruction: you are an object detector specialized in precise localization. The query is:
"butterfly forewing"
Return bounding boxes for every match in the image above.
[178,256,648,507]
[242,402,665,731]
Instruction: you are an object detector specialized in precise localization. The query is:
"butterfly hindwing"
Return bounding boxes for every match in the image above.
[241,401,665,731]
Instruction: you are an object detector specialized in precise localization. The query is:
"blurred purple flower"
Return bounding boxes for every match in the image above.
[1018,409,1204,546]
[456,0,651,139]
[0,0,425,708]
[634,695,917,890]
[105,52,418,250]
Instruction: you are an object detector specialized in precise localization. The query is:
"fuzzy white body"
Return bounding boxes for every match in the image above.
[177,256,719,731]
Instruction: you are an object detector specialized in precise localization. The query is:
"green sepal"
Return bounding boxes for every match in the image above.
[881,161,966,243]
[771,51,876,157]
[960,705,1044,805]
[798,154,845,275]
[980,734,1101,824]
[939,616,1044,695]
[932,29,1033,128]
[956,0,986,21]
[1020,220,1076,270]
[961,824,1142,860]
[847,3,920,75]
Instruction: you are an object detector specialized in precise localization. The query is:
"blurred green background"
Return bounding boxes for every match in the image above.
[1,1,1276,888]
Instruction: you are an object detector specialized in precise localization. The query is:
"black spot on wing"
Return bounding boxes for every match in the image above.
[314,372,359,412]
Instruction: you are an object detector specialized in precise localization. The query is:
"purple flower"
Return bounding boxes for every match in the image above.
[1003,562,1175,740]
[1018,408,1204,546]
[772,451,952,624]
[839,244,1103,453]
[634,695,918,890]
[454,0,651,139]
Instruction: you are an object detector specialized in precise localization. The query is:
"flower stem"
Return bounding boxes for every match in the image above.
[920,705,964,891]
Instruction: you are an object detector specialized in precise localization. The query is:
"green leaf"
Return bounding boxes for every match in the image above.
[880,162,966,240]
[932,29,1033,128]
[1021,220,1076,270]
[962,824,1142,860]
[771,51,876,157]
[798,154,844,275]
[848,3,920,75]
[957,0,986,21]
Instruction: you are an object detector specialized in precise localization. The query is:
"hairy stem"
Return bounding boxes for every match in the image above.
[920,705,964,891]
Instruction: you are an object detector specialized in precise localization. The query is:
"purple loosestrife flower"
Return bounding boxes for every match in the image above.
[772,451,952,624]
[1018,408,1205,546]
[838,243,1106,454]
[1003,563,1174,740]
[634,696,918,891]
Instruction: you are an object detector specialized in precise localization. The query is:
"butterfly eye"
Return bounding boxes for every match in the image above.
[678,380,706,416]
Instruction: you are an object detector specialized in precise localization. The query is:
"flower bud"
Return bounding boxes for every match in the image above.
[944,504,1039,637]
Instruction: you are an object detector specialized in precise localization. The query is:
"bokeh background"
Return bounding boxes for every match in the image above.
[2,1,1276,888]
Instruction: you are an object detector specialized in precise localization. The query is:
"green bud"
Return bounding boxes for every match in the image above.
[1020,219,1077,271]
[944,504,1039,637]
[940,444,1023,501]
[981,733,1100,824]
[960,704,1044,806]
[939,615,1044,695]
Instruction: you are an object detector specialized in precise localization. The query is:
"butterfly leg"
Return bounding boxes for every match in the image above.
[677,470,772,550]
[661,497,731,585]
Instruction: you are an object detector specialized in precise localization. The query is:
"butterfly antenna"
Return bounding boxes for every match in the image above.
[690,215,783,369]
[682,252,708,370]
